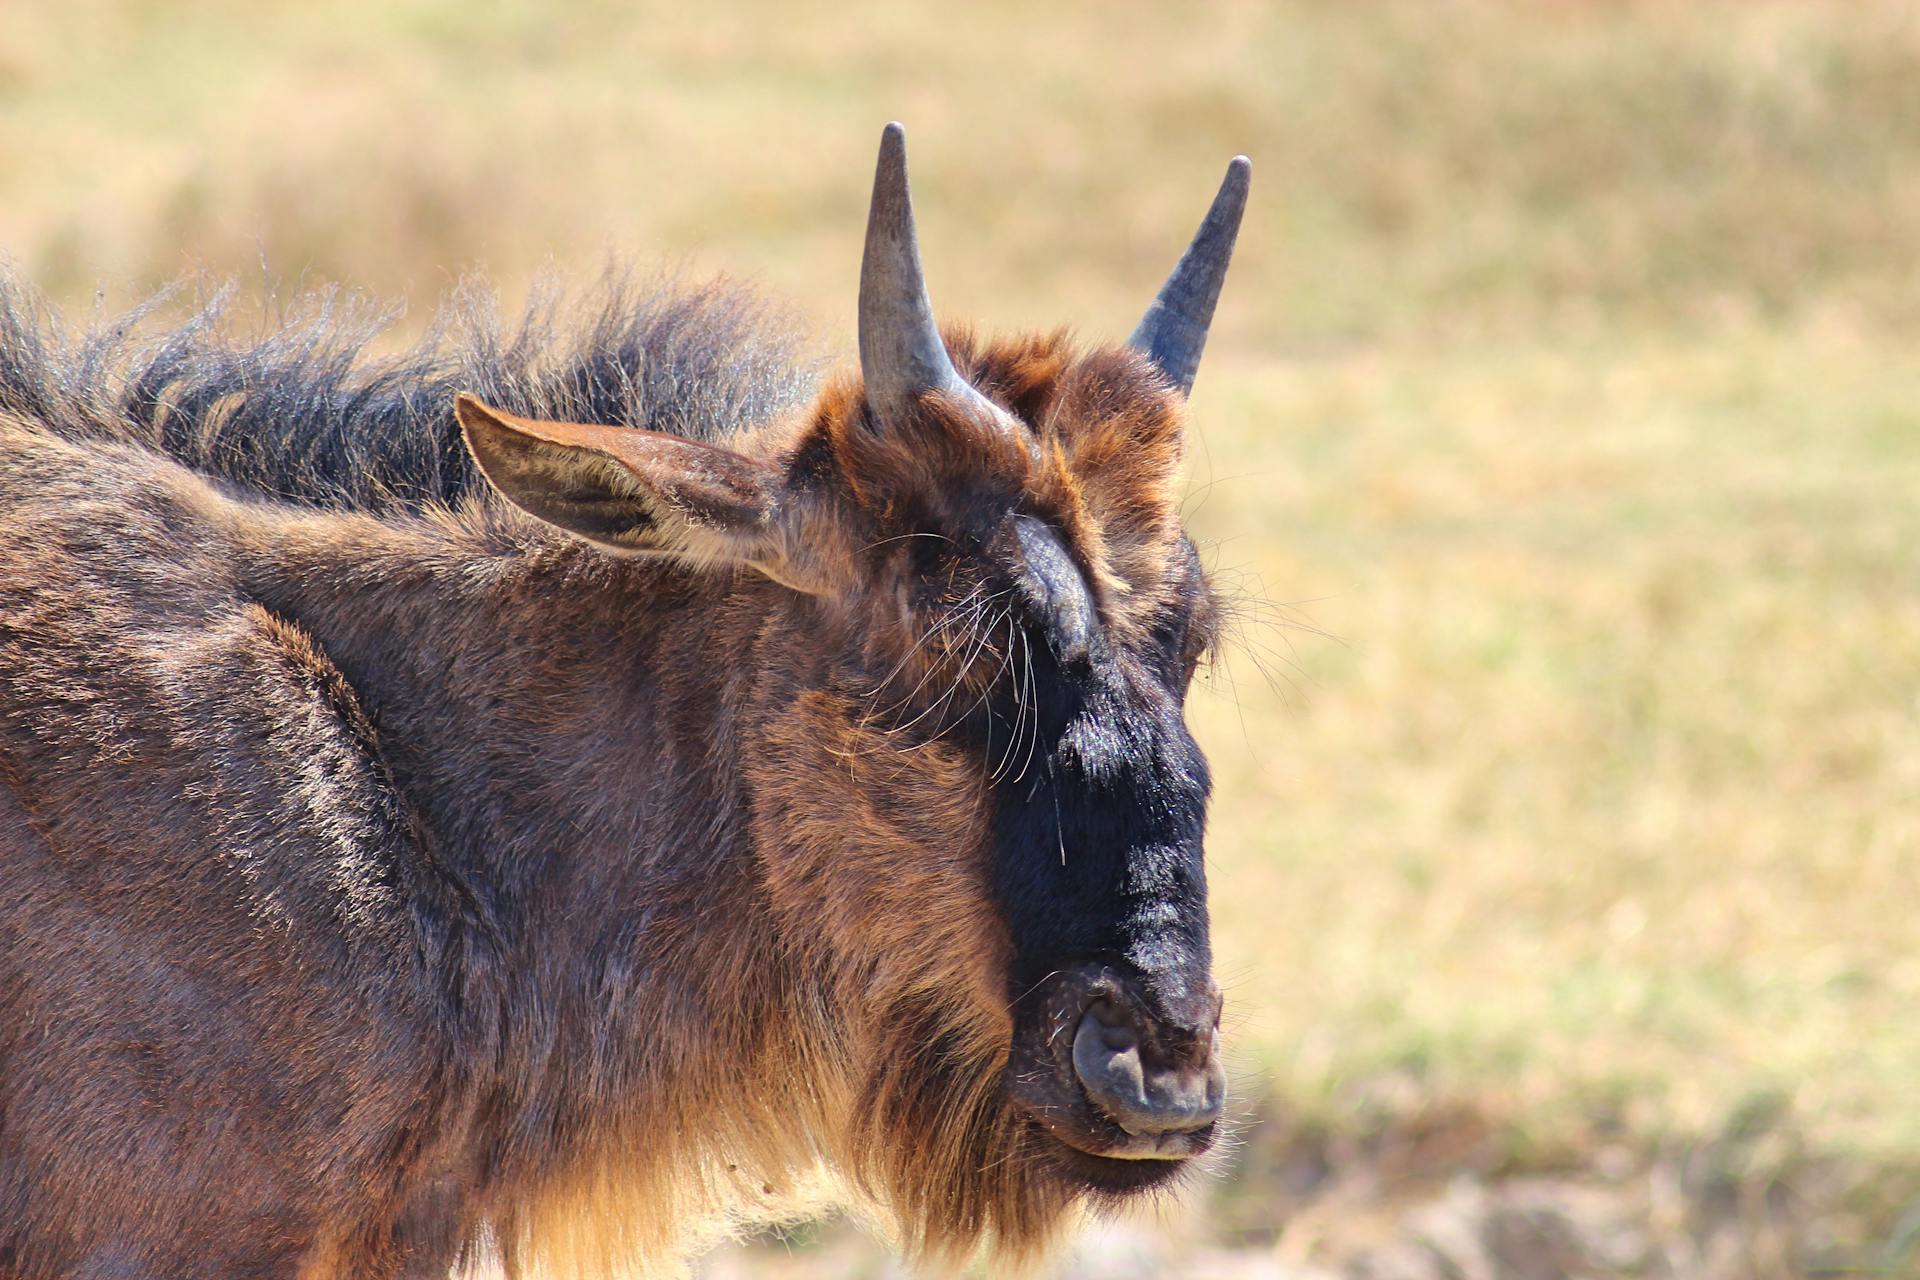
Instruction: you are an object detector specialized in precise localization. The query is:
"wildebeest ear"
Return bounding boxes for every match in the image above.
[454,394,786,573]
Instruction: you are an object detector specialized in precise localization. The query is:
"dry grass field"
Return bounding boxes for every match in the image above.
[5,2,1920,1274]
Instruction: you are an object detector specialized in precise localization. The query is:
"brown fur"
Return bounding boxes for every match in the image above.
[0,295,1217,1278]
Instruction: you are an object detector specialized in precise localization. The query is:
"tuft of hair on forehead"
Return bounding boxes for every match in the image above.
[807,327,1200,646]
[964,330,1193,608]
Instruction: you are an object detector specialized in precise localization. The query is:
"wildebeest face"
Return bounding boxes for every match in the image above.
[815,342,1230,1196]
[823,124,1246,1195]
[454,123,1247,1233]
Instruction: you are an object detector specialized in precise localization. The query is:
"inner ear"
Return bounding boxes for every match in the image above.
[454,393,782,559]
[462,424,664,548]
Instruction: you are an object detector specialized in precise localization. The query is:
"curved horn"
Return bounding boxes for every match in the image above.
[858,122,997,425]
[1130,155,1251,396]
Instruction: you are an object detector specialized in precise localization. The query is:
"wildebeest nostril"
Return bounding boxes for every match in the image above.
[1070,1003,1225,1138]
[1086,999,1138,1051]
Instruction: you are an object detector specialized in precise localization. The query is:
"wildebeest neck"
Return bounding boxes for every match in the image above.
[231,509,806,1155]
[240,519,771,909]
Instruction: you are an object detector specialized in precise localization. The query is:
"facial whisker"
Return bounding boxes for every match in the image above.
[898,606,1003,744]
[861,582,988,726]
[1047,748,1067,867]
[884,598,1012,741]
[992,622,1030,785]
[988,612,1029,784]
[1010,624,1043,786]
[845,587,992,761]
[857,531,954,554]
[952,610,1024,773]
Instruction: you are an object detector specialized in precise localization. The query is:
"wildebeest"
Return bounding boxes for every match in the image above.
[0,124,1248,1277]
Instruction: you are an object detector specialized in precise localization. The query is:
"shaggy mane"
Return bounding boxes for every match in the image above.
[0,271,819,514]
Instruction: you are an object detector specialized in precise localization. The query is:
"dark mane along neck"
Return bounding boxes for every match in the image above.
[0,273,819,514]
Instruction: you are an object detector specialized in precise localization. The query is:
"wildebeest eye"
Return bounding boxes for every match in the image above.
[1179,616,1211,690]
[1143,603,1198,693]
[906,532,950,579]
[1154,538,1216,694]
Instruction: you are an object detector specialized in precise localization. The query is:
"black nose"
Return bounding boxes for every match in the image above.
[1070,998,1225,1137]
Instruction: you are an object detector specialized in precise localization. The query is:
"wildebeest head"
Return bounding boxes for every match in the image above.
[453,123,1246,1258]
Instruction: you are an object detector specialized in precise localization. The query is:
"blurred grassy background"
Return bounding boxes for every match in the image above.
[6,1,1920,1274]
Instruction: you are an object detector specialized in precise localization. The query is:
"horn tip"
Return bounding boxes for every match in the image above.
[875,122,909,181]
[1223,155,1252,199]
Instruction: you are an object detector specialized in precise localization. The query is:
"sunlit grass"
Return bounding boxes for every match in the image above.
[1190,326,1920,1164]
